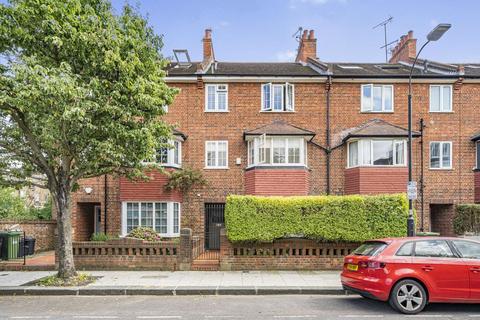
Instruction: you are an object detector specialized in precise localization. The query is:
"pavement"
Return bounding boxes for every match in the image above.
[1,295,479,320]
[0,270,343,295]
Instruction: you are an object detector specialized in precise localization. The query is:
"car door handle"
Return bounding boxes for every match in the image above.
[470,267,480,273]
[422,266,434,272]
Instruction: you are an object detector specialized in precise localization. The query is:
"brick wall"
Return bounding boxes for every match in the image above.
[0,220,56,251]
[245,168,309,196]
[430,204,456,236]
[475,171,480,203]
[344,167,408,195]
[119,169,182,202]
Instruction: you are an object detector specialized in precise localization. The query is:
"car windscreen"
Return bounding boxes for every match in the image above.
[353,241,388,256]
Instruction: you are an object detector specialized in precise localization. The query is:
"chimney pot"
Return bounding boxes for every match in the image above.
[308,30,315,39]
[296,28,317,63]
[302,30,308,39]
[408,30,413,38]
[204,29,212,39]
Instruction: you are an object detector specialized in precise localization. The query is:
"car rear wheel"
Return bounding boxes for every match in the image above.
[389,279,427,314]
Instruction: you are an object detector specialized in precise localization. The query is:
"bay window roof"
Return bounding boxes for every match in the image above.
[173,128,187,141]
[342,119,420,142]
[471,131,480,142]
[244,120,315,141]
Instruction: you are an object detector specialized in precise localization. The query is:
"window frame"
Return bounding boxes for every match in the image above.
[429,85,453,113]
[142,138,182,168]
[247,136,307,168]
[205,140,229,169]
[205,84,229,112]
[412,240,457,259]
[347,138,407,168]
[476,141,480,170]
[361,84,394,113]
[121,201,181,237]
[429,141,452,170]
[261,83,295,112]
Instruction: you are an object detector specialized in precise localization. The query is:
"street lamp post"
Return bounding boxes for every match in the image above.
[407,24,451,237]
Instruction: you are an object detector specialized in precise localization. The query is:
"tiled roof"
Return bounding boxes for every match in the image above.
[471,131,480,142]
[342,119,421,142]
[167,62,321,77]
[244,120,315,140]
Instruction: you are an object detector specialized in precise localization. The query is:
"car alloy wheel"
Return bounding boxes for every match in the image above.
[389,279,427,314]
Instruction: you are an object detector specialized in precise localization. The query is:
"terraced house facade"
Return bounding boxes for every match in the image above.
[71,28,480,248]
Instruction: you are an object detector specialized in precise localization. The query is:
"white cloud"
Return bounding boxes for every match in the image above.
[276,49,297,62]
[219,21,230,27]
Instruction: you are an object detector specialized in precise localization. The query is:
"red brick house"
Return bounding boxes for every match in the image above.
[71,28,480,248]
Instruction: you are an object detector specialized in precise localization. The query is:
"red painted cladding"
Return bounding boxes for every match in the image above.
[119,169,182,202]
[245,168,309,196]
[475,171,480,203]
[344,167,408,195]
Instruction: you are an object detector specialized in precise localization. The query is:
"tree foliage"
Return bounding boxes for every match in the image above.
[0,0,177,278]
[225,194,409,242]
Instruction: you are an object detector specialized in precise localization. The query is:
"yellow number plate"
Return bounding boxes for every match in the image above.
[347,264,358,271]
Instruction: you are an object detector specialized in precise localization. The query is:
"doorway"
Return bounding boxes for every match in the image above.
[94,205,102,235]
[204,203,225,250]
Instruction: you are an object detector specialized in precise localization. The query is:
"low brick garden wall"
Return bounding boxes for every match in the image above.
[219,230,358,271]
[0,220,57,251]
[73,237,179,270]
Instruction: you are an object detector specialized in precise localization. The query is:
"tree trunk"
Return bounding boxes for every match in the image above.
[53,183,76,279]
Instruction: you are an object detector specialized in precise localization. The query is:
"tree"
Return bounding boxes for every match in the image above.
[0,0,177,278]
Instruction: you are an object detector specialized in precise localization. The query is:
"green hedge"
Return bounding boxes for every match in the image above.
[454,204,480,235]
[224,194,409,242]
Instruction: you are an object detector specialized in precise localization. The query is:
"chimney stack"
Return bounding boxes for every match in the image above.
[295,29,317,63]
[389,30,417,63]
[202,28,215,63]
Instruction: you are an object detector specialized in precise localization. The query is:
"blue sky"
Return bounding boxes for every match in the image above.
[111,0,479,63]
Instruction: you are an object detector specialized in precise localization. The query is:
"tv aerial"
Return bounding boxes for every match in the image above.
[373,16,396,62]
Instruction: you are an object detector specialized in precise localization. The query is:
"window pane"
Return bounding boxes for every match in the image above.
[442,86,451,111]
[396,242,413,256]
[362,140,371,165]
[155,203,168,234]
[273,138,286,163]
[217,142,227,167]
[395,141,404,165]
[430,143,440,168]
[384,86,393,111]
[286,84,294,110]
[288,139,301,164]
[217,91,227,110]
[414,240,454,258]
[349,141,358,167]
[372,140,393,165]
[442,143,451,168]
[173,203,180,234]
[477,141,480,169]
[263,84,271,110]
[430,86,441,111]
[263,138,272,164]
[273,85,283,111]
[206,142,216,167]
[248,140,255,165]
[362,85,372,111]
[373,86,382,111]
[126,203,139,233]
[174,141,180,165]
[141,202,153,228]
[207,86,216,110]
[453,240,480,259]
[157,147,169,164]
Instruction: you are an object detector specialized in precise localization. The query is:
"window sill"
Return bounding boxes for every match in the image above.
[429,111,453,114]
[204,167,229,170]
[259,110,295,113]
[204,110,229,113]
[246,164,308,170]
[346,165,407,169]
[429,167,453,171]
[360,111,394,114]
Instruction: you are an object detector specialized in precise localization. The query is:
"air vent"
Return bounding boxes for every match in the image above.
[376,65,401,70]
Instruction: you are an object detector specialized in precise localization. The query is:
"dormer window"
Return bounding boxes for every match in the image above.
[261,83,294,112]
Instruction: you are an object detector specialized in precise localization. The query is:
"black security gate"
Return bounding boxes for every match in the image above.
[204,203,225,250]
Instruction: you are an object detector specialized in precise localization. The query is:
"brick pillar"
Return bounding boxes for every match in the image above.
[178,228,192,271]
[219,228,231,271]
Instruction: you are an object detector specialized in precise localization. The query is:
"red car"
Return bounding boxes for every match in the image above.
[341,237,480,314]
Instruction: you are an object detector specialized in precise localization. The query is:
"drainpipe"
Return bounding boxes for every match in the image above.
[419,118,425,232]
[325,75,332,195]
[104,174,108,234]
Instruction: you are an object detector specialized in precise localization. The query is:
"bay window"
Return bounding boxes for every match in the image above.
[122,202,181,237]
[347,139,406,167]
[361,84,394,112]
[247,136,307,167]
[261,83,294,112]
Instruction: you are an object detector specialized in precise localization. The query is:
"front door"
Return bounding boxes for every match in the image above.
[94,205,102,234]
[204,203,225,250]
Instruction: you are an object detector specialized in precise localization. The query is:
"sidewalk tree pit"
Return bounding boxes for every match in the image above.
[0,0,177,279]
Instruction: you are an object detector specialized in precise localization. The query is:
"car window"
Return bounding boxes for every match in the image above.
[414,240,455,258]
[452,240,480,259]
[396,242,413,256]
[353,241,388,256]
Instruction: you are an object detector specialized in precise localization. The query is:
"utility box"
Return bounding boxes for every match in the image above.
[0,231,22,260]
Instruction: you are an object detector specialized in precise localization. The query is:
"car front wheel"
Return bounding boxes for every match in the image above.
[389,279,427,314]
